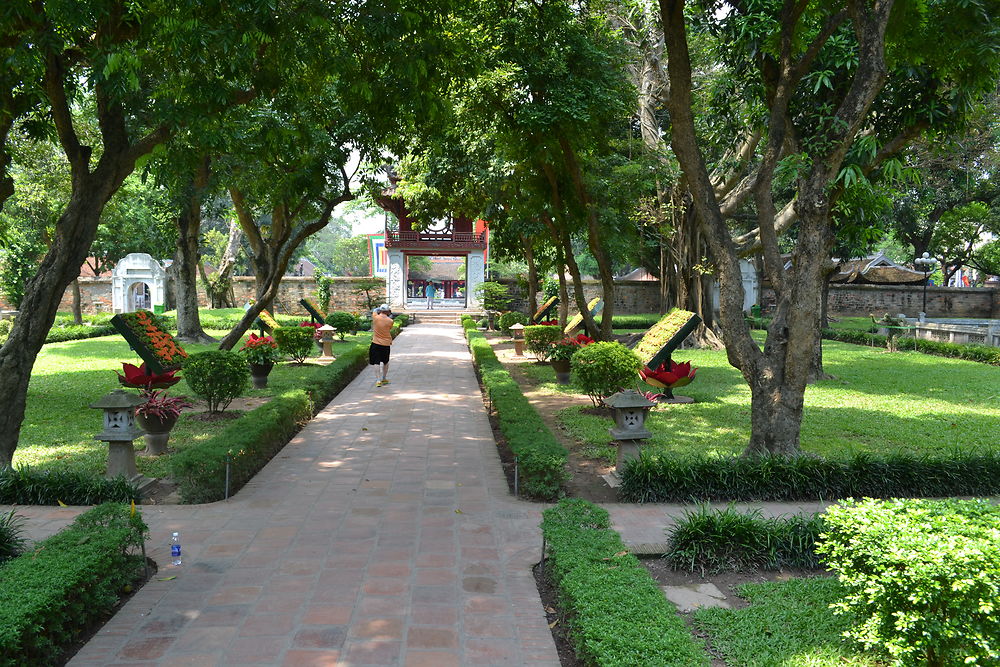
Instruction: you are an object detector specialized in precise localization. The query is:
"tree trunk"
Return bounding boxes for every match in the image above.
[524,236,538,317]
[743,374,808,456]
[0,193,113,467]
[71,279,83,324]
[172,160,215,343]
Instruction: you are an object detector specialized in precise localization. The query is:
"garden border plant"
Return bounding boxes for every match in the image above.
[541,499,707,666]
[466,329,568,498]
[170,345,368,502]
[0,503,147,666]
[618,450,1000,502]
[664,504,825,574]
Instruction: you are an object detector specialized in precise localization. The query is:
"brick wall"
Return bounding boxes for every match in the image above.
[46,276,383,316]
[497,278,662,315]
[762,283,995,319]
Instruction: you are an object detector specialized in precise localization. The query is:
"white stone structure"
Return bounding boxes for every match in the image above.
[386,249,407,310]
[111,253,167,313]
[466,253,485,309]
[710,259,759,316]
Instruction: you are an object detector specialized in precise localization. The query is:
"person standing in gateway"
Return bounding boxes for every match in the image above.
[425,282,436,309]
[369,304,394,387]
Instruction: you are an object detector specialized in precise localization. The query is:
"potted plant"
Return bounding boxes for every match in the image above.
[239,333,280,388]
[116,362,191,455]
[547,334,594,384]
[134,390,193,455]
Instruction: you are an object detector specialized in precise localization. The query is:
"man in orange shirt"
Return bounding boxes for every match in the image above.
[369,304,394,386]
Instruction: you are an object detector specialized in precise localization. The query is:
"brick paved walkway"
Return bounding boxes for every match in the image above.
[20,323,560,666]
[6,322,834,666]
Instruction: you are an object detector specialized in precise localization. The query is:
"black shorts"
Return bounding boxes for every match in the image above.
[368,343,390,365]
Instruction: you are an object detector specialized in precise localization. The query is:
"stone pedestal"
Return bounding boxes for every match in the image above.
[106,440,140,480]
[616,440,644,471]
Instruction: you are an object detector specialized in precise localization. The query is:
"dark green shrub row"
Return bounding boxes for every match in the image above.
[394,313,409,327]
[618,450,1000,503]
[467,330,568,498]
[0,466,140,505]
[0,510,26,565]
[819,498,1000,665]
[170,346,367,503]
[53,312,115,327]
[44,324,117,344]
[461,315,477,331]
[542,499,707,666]
[823,327,1000,365]
[0,503,147,666]
[665,505,824,574]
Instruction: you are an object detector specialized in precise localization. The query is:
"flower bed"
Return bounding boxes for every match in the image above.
[110,310,188,373]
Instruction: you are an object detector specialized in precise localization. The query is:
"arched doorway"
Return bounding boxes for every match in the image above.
[128,282,151,311]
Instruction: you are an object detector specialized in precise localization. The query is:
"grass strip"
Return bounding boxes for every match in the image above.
[619,450,1000,502]
[694,578,876,666]
[466,330,567,498]
[170,345,367,503]
[0,503,147,666]
[542,499,707,666]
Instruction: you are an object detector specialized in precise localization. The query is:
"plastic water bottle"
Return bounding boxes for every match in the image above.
[170,532,182,566]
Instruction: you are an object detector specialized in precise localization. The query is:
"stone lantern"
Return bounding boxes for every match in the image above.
[317,324,337,360]
[90,389,146,481]
[509,323,525,356]
[604,389,656,474]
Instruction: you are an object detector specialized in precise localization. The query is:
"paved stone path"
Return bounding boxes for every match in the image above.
[6,322,833,666]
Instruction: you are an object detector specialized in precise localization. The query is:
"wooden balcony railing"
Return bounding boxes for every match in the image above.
[385,230,487,249]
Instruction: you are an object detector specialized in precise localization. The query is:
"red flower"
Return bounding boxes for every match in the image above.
[117,362,182,390]
[640,360,697,389]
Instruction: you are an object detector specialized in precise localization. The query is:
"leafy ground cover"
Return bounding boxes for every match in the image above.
[549,339,1000,463]
[694,577,880,666]
[15,329,367,480]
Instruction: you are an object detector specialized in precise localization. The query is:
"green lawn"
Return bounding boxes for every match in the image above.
[547,339,1000,462]
[15,330,368,479]
[695,577,882,666]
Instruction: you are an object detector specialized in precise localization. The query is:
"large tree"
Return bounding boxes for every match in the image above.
[0,0,313,467]
[659,0,1000,456]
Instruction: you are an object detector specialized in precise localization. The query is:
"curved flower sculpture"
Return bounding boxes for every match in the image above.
[639,360,697,397]
[117,362,182,390]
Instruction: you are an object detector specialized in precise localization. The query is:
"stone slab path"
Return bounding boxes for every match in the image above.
[5,322,837,666]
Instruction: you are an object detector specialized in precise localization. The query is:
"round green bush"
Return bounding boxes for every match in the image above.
[524,325,563,360]
[274,327,315,363]
[0,318,13,345]
[183,350,250,413]
[324,311,357,340]
[571,342,641,406]
[498,311,529,335]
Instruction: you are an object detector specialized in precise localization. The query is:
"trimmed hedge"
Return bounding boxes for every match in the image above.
[823,326,1000,365]
[44,324,117,344]
[0,467,140,505]
[665,505,824,573]
[618,450,1000,503]
[597,313,663,330]
[542,499,707,666]
[170,345,368,503]
[467,330,568,498]
[819,498,1000,665]
[0,503,147,666]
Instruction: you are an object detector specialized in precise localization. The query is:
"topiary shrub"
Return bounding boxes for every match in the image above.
[274,326,315,363]
[498,311,529,335]
[571,341,641,406]
[818,498,1000,666]
[324,311,357,340]
[183,350,249,413]
[524,325,562,360]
